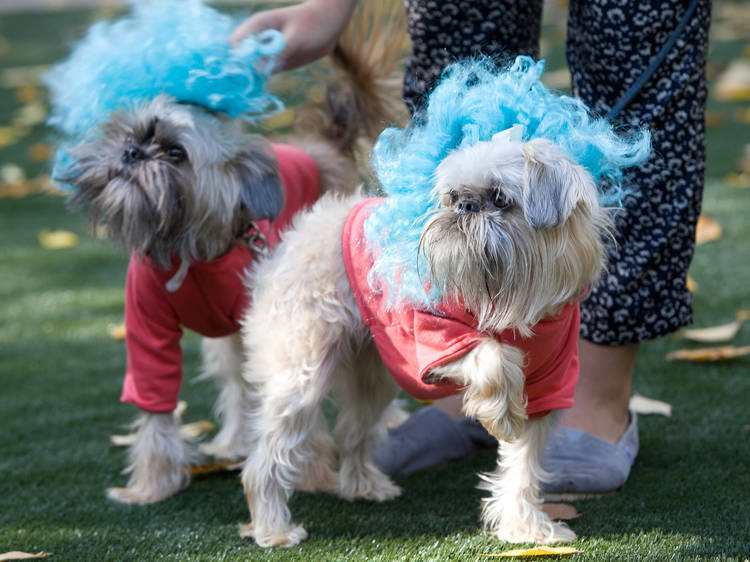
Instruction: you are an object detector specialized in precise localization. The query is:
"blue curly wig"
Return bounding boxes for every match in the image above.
[45,0,285,137]
[45,0,285,185]
[364,56,652,308]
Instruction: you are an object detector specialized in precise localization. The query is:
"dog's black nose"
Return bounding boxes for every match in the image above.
[455,200,480,214]
[122,145,147,163]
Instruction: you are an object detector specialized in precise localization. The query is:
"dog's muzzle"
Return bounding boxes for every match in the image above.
[122,145,148,164]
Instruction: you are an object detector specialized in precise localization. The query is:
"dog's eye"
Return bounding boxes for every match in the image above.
[167,145,186,161]
[492,189,510,209]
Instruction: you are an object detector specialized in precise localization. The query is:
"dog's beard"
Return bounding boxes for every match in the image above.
[422,208,534,333]
[70,157,199,269]
[421,204,601,336]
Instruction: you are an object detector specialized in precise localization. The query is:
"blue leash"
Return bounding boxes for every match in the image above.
[606,0,702,121]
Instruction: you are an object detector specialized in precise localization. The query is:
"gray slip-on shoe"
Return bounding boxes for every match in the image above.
[372,406,496,476]
[542,411,639,499]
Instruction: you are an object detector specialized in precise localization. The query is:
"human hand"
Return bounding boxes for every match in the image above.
[231,0,357,71]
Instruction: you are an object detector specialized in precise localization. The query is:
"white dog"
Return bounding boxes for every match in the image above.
[239,130,613,547]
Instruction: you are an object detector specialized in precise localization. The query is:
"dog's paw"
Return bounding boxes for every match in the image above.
[490,520,576,545]
[239,521,308,548]
[338,466,402,502]
[107,486,177,505]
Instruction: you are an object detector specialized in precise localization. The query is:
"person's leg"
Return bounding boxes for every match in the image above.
[541,0,713,494]
[402,0,543,114]
[557,340,637,444]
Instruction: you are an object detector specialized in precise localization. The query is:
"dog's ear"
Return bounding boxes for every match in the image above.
[521,139,585,230]
[230,154,284,221]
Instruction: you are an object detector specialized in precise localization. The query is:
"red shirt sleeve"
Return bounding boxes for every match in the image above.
[121,256,184,413]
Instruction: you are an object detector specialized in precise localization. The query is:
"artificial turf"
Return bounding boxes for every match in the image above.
[1,2,749,561]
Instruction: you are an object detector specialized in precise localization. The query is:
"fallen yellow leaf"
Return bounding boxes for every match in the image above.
[14,84,40,104]
[735,310,750,322]
[0,553,51,561]
[542,503,581,521]
[260,108,295,130]
[480,546,582,557]
[680,320,742,343]
[1,164,26,185]
[686,275,698,293]
[667,346,750,362]
[108,323,126,341]
[174,400,188,419]
[189,459,242,476]
[0,126,18,148]
[179,420,215,440]
[629,393,672,417]
[12,102,47,128]
[110,418,212,447]
[0,181,36,198]
[724,172,750,189]
[714,59,750,102]
[38,229,79,249]
[695,215,722,245]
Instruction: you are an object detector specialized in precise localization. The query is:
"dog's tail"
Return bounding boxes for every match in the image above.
[297,0,408,157]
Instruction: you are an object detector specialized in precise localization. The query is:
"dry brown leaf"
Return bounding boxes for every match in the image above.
[27,143,54,163]
[629,393,672,417]
[479,546,582,557]
[695,215,723,245]
[704,111,725,128]
[737,110,750,127]
[0,553,51,561]
[189,459,242,476]
[108,323,126,341]
[179,420,215,440]
[38,229,79,250]
[542,503,582,521]
[667,346,750,362]
[736,310,750,322]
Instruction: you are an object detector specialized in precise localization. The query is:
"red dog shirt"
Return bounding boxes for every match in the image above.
[121,144,320,412]
[341,198,580,418]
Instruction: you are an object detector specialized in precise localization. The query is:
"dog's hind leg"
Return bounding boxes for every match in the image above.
[479,415,576,544]
[198,333,249,460]
[240,293,351,547]
[332,342,402,502]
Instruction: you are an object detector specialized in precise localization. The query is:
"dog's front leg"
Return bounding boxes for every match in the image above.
[430,338,574,543]
[429,337,527,442]
[107,411,191,504]
[480,416,576,544]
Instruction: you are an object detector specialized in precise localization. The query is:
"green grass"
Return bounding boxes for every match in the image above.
[1,3,750,561]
